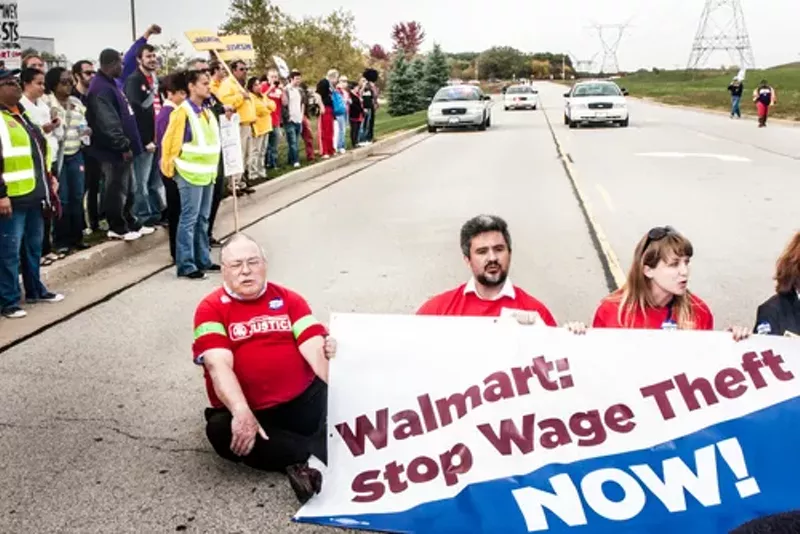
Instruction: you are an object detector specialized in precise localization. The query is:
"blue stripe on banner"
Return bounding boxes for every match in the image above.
[295,395,800,533]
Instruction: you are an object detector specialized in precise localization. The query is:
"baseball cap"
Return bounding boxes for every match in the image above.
[0,68,21,81]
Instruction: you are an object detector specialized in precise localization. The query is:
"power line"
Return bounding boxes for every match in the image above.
[687,0,755,70]
[588,23,631,75]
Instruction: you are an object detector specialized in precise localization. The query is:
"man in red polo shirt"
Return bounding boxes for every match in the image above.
[192,233,331,503]
[417,214,558,325]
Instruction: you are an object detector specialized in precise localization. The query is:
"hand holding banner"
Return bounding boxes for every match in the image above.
[295,314,800,533]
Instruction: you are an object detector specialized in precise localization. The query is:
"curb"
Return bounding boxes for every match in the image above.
[630,96,800,127]
[40,125,427,290]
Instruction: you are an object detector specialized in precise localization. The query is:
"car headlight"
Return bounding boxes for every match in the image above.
[572,103,588,109]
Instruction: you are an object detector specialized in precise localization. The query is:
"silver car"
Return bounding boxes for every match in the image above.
[427,85,493,133]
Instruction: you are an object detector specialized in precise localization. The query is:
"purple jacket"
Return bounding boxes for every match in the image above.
[86,70,144,162]
[116,37,146,91]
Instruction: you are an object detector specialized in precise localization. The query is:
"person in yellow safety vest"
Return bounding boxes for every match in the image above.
[0,68,65,319]
[160,69,221,280]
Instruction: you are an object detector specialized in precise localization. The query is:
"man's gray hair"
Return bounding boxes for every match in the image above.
[186,57,209,70]
[220,233,267,263]
[327,69,339,80]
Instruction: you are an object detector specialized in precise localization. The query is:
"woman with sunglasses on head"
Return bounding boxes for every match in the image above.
[753,231,800,337]
[592,226,750,340]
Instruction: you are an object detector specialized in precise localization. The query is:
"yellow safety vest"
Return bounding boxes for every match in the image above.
[174,101,221,186]
[0,109,49,197]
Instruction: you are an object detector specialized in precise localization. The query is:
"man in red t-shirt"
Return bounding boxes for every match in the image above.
[192,233,331,503]
[417,214,560,325]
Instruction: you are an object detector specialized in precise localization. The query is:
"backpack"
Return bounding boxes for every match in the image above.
[332,90,346,116]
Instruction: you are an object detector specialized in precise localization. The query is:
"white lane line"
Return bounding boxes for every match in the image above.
[635,152,752,162]
[596,184,615,212]
[696,132,718,141]
[540,104,627,290]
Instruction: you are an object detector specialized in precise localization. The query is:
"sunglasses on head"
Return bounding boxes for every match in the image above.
[643,226,676,251]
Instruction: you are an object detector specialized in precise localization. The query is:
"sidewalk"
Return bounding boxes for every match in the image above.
[0,126,428,349]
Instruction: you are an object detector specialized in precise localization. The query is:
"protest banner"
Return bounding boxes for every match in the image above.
[184,29,223,52]
[0,2,20,69]
[218,35,255,62]
[294,313,800,533]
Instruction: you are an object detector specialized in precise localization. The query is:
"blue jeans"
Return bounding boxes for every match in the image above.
[285,121,301,165]
[0,205,49,310]
[54,152,86,249]
[359,109,373,144]
[336,114,347,150]
[731,96,741,117]
[133,151,165,227]
[175,175,213,276]
[266,128,281,169]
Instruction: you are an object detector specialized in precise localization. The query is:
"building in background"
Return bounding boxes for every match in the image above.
[17,35,67,68]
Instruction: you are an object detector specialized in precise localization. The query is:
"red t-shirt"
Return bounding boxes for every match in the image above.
[592,291,714,330]
[265,85,283,127]
[416,282,557,326]
[192,283,327,410]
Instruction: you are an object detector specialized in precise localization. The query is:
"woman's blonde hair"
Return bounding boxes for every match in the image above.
[616,226,697,329]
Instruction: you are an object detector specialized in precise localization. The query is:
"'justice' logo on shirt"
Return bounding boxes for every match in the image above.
[229,315,292,341]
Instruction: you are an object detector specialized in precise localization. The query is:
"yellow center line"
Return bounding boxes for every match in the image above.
[596,184,615,212]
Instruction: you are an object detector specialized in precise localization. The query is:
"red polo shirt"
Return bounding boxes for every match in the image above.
[417,278,557,326]
[592,291,714,330]
[192,283,327,410]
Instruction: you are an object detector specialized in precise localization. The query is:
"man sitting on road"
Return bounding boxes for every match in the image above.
[323,215,584,360]
[191,233,331,503]
[416,214,559,325]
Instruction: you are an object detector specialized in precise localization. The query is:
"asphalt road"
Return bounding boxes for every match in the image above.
[2,86,797,533]
[0,101,609,533]
[536,81,800,329]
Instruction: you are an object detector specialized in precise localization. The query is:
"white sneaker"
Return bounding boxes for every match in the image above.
[139,226,155,235]
[124,231,141,241]
[293,162,300,168]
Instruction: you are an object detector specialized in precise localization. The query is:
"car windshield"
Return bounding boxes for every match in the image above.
[433,86,482,102]
[506,86,534,94]
[572,83,621,97]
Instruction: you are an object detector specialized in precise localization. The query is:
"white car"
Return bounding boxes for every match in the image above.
[427,85,493,133]
[503,84,539,110]
[563,80,629,128]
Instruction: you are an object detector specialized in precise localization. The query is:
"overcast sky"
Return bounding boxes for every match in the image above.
[21,0,799,71]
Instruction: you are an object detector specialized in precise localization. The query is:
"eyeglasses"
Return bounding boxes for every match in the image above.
[224,257,264,271]
[643,226,676,251]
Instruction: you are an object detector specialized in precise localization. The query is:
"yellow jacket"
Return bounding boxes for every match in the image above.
[252,94,276,137]
[160,102,218,178]
[217,76,256,124]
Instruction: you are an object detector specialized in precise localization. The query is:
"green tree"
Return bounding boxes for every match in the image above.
[387,54,417,116]
[281,10,366,83]
[221,0,289,72]
[423,43,449,101]
[476,46,527,79]
[156,38,188,75]
[409,56,427,110]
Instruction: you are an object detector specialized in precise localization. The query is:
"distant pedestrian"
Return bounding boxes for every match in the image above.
[727,77,743,118]
[753,79,776,128]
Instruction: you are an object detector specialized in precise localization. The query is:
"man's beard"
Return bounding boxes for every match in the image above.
[476,263,507,287]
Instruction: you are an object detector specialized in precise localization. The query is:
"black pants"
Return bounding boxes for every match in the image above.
[100,160,139,235]
[349,120,362,148]
[205,378,328,472]
[162,175,180,261]
[84,152,104,231]
[208,159,225,240]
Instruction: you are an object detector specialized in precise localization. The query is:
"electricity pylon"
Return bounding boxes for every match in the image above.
[687,0,755,70]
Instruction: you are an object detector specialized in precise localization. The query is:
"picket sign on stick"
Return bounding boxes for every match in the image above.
[184,30,256,232]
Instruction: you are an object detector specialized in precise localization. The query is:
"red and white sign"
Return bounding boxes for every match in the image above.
[228,314,291,341]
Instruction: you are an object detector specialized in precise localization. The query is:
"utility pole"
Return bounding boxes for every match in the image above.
[687,0,755,70]
[130,0,137,41]
[588,22,631,76]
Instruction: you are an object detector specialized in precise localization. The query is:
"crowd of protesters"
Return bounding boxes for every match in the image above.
[0,23,381,319]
